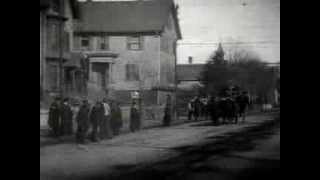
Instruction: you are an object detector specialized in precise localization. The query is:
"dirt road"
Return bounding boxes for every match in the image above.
[40,113,279,180]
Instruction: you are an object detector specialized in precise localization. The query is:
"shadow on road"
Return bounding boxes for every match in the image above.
[84,112,280,180]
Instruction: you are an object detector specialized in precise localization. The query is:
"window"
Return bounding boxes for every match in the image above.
[97,36,109,51]
[126,64,140,81]
[64,68,73,92]
[63,32,70,52]
[47,63,59,91]
[80,36,90,50]
[47,22,59,52]
[127,36,144,51]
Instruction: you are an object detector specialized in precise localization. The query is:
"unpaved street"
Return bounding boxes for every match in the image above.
[40,113,279,180]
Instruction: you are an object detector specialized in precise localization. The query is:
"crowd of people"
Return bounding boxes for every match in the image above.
[47,95,173,144]
[47,90,251,144]
[187,91,251,125]
[48,97,142,144]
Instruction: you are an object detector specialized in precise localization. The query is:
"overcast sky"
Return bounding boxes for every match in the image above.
[79,0,280,64]
[175,0,280,64]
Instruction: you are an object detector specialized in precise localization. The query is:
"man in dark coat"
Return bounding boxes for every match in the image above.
[193,97,201,121]
[222,96,239,124]
[60,98,73,136]
[236,92,250,122]
[163,95,172,127]
[218,97,230,124]
[101,98,112,139]
[130,101,141,132]
[208,96,219,125]
[48,97,61,137]
[76,100,90,144]
[110,101,123,136]
[90,101,104,142]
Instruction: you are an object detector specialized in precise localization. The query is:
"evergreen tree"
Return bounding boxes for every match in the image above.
[212,43,226,65]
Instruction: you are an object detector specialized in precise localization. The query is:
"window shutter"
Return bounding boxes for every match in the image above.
[126,64,130,81]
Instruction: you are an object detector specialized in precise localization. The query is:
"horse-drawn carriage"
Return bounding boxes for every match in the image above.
[207,86,249,125]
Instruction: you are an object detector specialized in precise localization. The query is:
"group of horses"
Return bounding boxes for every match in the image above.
[215,97,247,124]
[190,94,250,125]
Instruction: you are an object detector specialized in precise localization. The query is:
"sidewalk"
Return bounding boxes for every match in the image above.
[40,117,186,147]
[40,109,275,147]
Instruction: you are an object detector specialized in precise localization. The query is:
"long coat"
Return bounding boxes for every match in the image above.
[77,104,90,128]
[163,103,172,126]
[100,103,113,139]
[90,104,105,141]
[193,99,201,118]
[110,103,123,135]
[76,104,90,143]
[48,102,60,136]
[61,103,73,135]
[130,106,141,132]
[90,105,105,128]
[208,98,219,123]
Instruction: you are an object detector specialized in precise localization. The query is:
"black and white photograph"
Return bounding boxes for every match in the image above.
[40,0,280,179]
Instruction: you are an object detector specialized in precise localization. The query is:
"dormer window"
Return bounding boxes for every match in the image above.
[80,36,90,51]
[97,36,109,51]
[127,36,144,51]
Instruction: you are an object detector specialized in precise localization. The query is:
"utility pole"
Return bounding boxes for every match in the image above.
[174,41,178,121]
[59,0,65,98]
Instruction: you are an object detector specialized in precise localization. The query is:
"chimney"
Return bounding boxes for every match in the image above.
[188,56,193,64]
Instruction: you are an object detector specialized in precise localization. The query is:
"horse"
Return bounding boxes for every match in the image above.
[218,97,239,124]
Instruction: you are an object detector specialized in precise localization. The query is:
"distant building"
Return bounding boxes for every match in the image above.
[265,62,280,105]
[177,64,205,90]
[73,0,182,105]
[265,62,280,78]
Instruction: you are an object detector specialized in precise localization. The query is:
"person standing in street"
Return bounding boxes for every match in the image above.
[76,99,90,144]
[237,91,250,122]
[48,97,61,137]
[202,97,209,120]
[193,97,201,121]
[208,96,219,125]
[101,98,112,139]
[187,100,194,121]
[110,101,123,136]
[60,98,73,136]
[130,101,141,132]
[90,101,104,142]
[163,95,172,127]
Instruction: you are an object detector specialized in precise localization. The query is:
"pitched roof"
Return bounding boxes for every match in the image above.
[177,64,205,81]
[76,0,181,37]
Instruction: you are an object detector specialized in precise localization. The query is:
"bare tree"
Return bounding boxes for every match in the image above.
[201,43,277,102]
